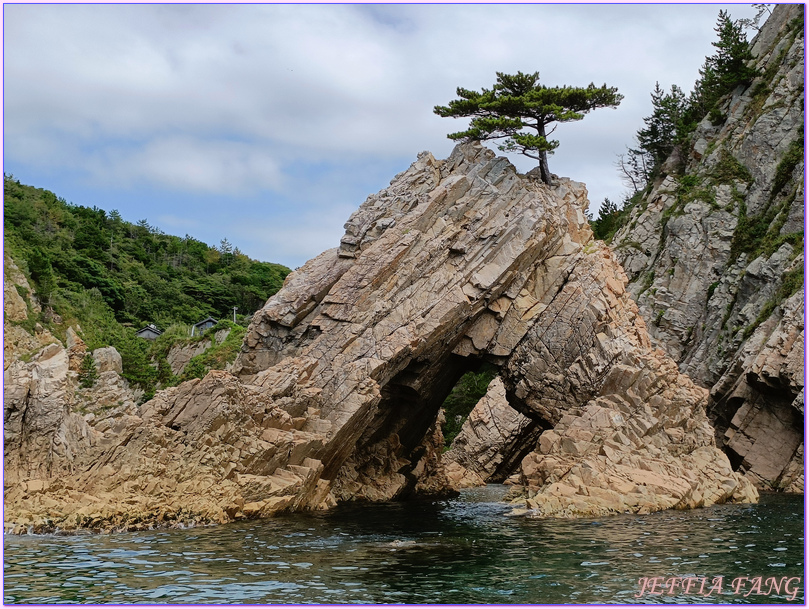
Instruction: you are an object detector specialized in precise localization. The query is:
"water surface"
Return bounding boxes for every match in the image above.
[4,487,804,604]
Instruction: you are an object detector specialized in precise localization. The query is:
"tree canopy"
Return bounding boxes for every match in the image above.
[617,10,760,192]
[434,71,623,183]
[4,175,291,398]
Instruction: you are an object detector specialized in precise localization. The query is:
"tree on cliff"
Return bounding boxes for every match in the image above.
[434,71,623,184]
[684,10,758,129]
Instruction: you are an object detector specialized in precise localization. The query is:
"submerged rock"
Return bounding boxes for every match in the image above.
[5,141,757,532]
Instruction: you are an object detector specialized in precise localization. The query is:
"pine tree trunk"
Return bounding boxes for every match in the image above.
[537,122,552,184]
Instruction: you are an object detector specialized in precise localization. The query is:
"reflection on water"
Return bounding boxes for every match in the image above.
[4,488,804,604]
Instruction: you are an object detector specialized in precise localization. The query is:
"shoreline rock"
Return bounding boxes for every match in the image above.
[5,141,759,533]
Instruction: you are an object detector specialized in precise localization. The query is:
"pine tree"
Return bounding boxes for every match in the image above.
[78,354,99,388]
[434,71,623,184]
[636,83,688,170]
[618,9,759,194]
[689,10,758,125]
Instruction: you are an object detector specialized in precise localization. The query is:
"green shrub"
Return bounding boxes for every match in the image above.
[742,265,804,339]
[78,354,99,389]
[441,368,497,448]
[770,137,803,199]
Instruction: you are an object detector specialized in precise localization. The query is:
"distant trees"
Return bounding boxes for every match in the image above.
[4,175,293,399]
[4,176,289,333]
[603,9,762,244]
[434,71,623,184]
[590,198,627,243]
[78,354,99,388]
[619,10,758,190]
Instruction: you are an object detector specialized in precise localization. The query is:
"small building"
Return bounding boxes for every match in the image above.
[191,316,218,336]
[136,323,162,340]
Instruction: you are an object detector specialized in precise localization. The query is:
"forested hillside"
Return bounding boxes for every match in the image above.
[4,175,289,327]
[4,174,290,397]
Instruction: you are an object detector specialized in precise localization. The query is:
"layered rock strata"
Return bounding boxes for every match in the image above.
[612,5,804,490]
[5,142,757,532]
[444,377,540,485]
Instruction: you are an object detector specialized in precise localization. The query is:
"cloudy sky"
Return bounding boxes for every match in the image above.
[4,3,758,269]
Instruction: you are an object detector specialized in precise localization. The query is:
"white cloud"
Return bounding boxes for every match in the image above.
[228,202,358,270]
[3,3,759,265]
[84,137,285,194]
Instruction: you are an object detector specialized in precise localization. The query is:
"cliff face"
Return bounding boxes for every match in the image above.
[3,257,142,510]
[612,5,804,492]
[4,142,756,533]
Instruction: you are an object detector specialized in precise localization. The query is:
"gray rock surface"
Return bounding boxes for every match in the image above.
[444,377,540,484]
[167,340,212,376]
[613,5,804,491]
[93,346,123,374]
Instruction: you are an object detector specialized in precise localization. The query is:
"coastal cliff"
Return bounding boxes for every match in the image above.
[612,4,804,491]
[5,142,757,532]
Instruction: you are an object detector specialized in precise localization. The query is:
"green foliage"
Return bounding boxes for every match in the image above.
[591,191,643,244]
[78,354,99,389]
[176,322,247,384]
[638,271,655,297]
[728,134,804,263]
[4,175,290,400]
[707,281,720,301]
[688,11,758,124]
[591,198,624,243]
[743,265,804,339]
[435,71,622,183]
[4,176,290,328]
[621,10,758,189]
[771,136,804,198]
[440,368,497,448]
[636,83,689,173]
[710,148,754,184]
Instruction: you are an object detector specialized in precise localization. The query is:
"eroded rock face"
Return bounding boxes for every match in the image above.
[712,290,804,491]
[167,339,212,376]
[612,5,804,491]
[444,377,540,484]
[5,142,757,532]
[3,254,39,323]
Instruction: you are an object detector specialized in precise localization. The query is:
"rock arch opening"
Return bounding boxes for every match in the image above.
[330,354,503,502]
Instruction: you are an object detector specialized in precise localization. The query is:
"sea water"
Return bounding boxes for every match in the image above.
[3,487,803,604]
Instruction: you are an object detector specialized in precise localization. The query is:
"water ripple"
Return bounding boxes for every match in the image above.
[4,490,803,604]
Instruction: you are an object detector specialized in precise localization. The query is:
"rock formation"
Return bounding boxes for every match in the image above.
[444,377,540,484]
[612,5,804,491]
[4,141,758,533]
[165,329,231,377]
[3,264,141,521]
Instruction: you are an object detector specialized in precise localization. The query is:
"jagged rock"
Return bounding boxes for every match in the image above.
[444,377,540,483]
[712,290,804,490]
[444,461,486,489]
[514,378,757,517]
[167,340,212,376]
[5,142,757,532]
[4,370,331,533]
[4,262,30,323]
[4,254,42,319]
[92,346,123,374]
[612,5,804,491]
[3,254,58,367]
[67,327,88,372]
